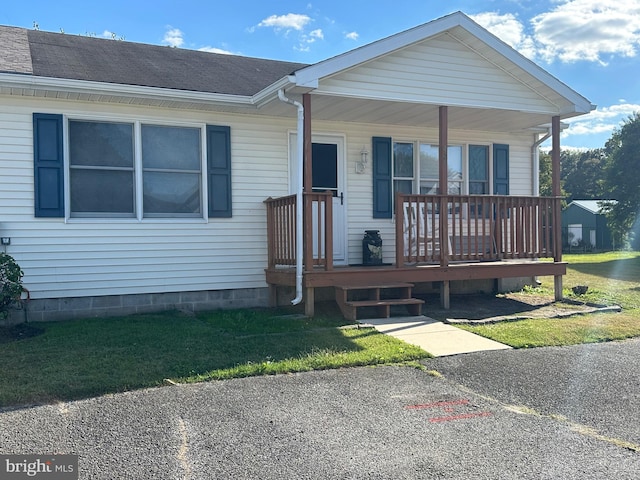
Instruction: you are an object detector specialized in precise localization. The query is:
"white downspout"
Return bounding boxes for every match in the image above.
[532,129,552,195]
[278,88,304,305]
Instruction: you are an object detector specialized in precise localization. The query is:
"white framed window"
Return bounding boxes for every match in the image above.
[392,141,465,196]
[141,124,202,217]
[419,144,463,194]
[68,119,205,219]
[69,120,136,217]
[393,142,414,194]
[468,145,490,195]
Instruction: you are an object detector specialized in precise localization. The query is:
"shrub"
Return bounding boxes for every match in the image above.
[0,253,24,319]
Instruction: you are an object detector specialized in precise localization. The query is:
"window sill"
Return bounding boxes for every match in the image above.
[64,217,212,224]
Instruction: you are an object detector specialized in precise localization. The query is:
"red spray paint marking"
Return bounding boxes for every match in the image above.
[429,411,492,423]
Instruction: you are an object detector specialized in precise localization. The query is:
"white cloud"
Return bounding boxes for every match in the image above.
[309,29,323,40]
[580,103,640,121]
[473,2,640,64]
[345,31,359,41]
[198,46,235,55]
[253,12,327,53]
[294,29,324,51]
[472,12,536,58]
[99,30,125,40]
[257,13,311,32]
[163,27,184,48]
[471,12,537,60]
[562,103,640,138]
[532,0,640,64]
[541,144,591,152]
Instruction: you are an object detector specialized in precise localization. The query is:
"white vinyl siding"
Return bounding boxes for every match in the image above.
[0,98,292,299]
[317,33,558,114]
[0,97,534,299]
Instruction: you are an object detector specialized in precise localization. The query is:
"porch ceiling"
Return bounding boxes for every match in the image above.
[260,94,552,133]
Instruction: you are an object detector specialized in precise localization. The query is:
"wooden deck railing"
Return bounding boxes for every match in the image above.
[265,191,333,270]
[266,192,560,270]
[265,194,296,268]
[396,194,560,266]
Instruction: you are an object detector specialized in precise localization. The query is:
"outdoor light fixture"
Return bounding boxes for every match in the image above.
[356,146,369,174]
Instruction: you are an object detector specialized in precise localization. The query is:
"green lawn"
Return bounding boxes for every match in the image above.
[459,251,640,347]
[0,309,428,408]
[2,251,638,409]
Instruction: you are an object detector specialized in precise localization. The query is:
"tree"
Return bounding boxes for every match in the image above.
[539,150,553,197]
[538,150,568,205]
[560,148,605,201]
[601,112,640,249]
[0,253,24,319]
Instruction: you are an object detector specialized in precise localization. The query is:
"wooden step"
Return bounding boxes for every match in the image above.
[334,283,424,321]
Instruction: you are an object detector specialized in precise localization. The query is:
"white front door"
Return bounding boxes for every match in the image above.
[289,133,347,265]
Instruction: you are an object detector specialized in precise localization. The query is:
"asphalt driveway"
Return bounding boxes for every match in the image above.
[1,339,639,479]
[427,337,640,449]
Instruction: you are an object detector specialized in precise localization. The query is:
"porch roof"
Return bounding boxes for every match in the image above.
[0,12,594,132]
[261,12,594,132]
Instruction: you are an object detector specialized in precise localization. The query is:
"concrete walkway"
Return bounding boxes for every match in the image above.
[361,316,511,357]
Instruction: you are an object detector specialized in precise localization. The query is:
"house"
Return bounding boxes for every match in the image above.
[562,200,615,251]
[0,12,594,322]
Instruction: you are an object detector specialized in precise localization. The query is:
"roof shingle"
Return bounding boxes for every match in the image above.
[0,25,308,96]
[0,26,32,74]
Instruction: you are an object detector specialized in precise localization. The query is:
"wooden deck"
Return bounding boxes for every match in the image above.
[264,192,564,316]
[266,259,566,316]
[266,260,565,288]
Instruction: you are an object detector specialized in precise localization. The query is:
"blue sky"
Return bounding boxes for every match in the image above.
[3,0,639,150]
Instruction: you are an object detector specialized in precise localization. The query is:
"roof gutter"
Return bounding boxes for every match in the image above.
[0,73,255,108]
[277,88,304,306]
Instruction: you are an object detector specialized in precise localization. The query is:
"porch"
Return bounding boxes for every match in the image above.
[265,192,565,317]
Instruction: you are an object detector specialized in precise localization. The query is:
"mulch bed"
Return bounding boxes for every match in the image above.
[420,292,620,324]
[0,323,45,344]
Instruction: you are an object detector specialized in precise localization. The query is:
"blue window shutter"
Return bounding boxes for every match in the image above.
[493,143,509,195]
[207,125,232,218]
[372,136,392,218]
[33,113,64,217]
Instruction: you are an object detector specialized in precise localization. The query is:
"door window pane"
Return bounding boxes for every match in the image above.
[311,143,338,192]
